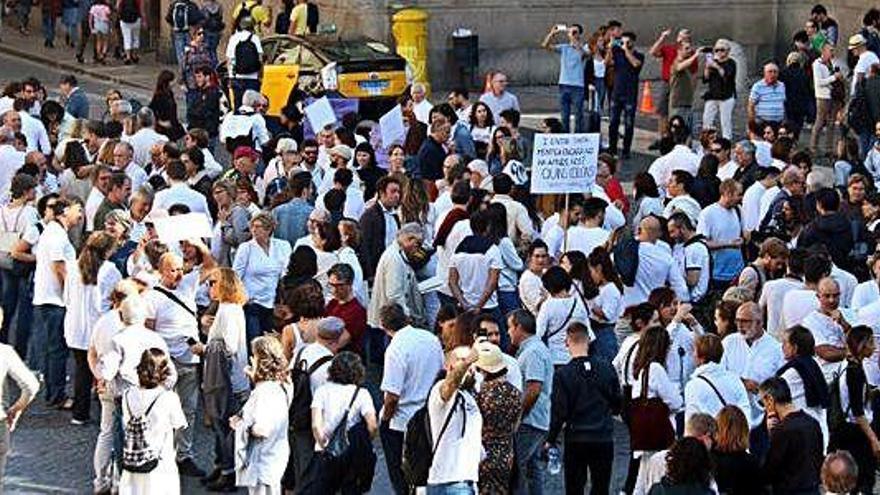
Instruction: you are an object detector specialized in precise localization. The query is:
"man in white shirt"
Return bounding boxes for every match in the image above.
[721,302,785,427]
[0,130,26,194]
[760,248,806,339]
[519,240,550,316]
[112,141,148,193]
[448,88,472,123]
[449,212,503,313]
[225,17,263,108]
[713,138,738,180]
[123,108,169,168]
[783,253,831,329]
[668,212,709,304]
[685,334,751,420]
[623,216,690,307]
[479,71,520,118]
[84,164,112,233]
[849,33,879,93]
[153,160,211,219]
[411,83,433,124]
[144,249,215,477]
[491,174,535,246]
[663,170,702,226]
[316,168,364,220]
[801,277,851,382]
[742,166,780,234]
[32,197,82,406]
[17,101,51,155]
[697,179,746,287]
[648,126,700,192]
[378,303,444,495]
[566,196,609,258]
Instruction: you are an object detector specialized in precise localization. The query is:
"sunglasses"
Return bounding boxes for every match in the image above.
[714,48,727,53]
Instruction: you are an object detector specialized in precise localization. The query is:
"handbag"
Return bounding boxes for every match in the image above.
[324,386,360,458]
[628,365,676,451]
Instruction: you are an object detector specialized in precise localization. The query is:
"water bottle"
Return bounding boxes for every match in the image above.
[547,446,562,475]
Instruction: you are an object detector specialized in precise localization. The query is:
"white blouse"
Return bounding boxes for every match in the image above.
[233,238,292,308]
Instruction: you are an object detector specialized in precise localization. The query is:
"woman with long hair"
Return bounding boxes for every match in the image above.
[713,299,739,338]
[354,142,386,201]
[385,144,407,175]
[337,219,367,305]
[649,437,714,494]
[647,287,702,394]
[630,172,664,231]
[313,221,341,299]
[201,267,251,490]
[469,101,495,158]
[486,126,512,176]
[692,153,721,208]
[148,69,184,141]
[65,231,120,424]
[828,325,880,494]
[232,336,293,495]
[280,282,325,360]
[399,177,437,245]
[587,247,623,362]
[486,203,524,330]
[560,250,593,301]
[712,405,764,494]
[211,179,252,267]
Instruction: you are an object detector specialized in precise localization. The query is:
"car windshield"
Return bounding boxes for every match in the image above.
[318,41,393,61]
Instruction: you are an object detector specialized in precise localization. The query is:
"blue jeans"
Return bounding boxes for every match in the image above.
[426,481,476,495]
[174,361,200,461]
[0,268,34,359]
[514,423,547,495]
[172,31,189,72]
[380,421,407,495]
[229,78,261,110]
[61,7,79,45]
[497,291,520,350]
[244,303,274,347]
[609,98,637,155]
[33,304,67,403]
[42,12,56,43]
[559,84,585,133]
[859,131,874,162]
[204,31,221,62]
[590,322,619,364]
[593,78,606,117]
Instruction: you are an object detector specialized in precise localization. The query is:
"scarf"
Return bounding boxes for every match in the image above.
[433,207,469,248]
[776,355,830,408]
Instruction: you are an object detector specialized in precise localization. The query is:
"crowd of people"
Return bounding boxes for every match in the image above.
[6,1,880,495]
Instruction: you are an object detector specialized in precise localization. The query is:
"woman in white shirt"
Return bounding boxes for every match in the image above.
[778,325,830,451]
[280,282,325,361]
[202,267,251,491]
[310,351,378,491]
[487,203,524,332]
[233,212,292,343]
[313,222,341,300]
[587,247,624,362]
[65,232,122,424]
[535,266,591,366]
[119,348,187,495]
[232,336,293,495]
[337,220,368,306]
[628,172,664,232]
[469,101,495,159]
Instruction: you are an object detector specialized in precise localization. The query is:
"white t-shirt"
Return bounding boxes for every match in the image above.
[566,225,609,257]
[311,383,375,451]
[427,384,483,485]
[143,271,201,364]
[802,310,848,382]
[589,282,622,324]
[297,342,333,395]
[662,195,702,226]
[851,280,880,311]
[760,276,804,339]
[518,269,547,316]
[854,50,880,92]
[33,221,76,307]
[449,238,503,309]
[536,295,591,365]
[782,289,819,329]
[672,239,710,303]
[380,326,444,431]
[435,213,471,297]
[697,203,744,282]
[84,188,105,231]
[232,238,292,309]
[716,161,738,181]
[741,181,768,232]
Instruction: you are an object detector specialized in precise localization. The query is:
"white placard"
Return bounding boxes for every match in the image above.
[379,104,406,146]
[530,133,599,194]
[304,96,337,132]
[153,213,213,244]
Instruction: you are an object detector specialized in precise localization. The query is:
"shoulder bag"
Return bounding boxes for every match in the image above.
[628,364,676,451]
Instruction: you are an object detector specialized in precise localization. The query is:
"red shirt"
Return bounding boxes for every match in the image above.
[327,298,368,355]
[658,44,698,81]
[604,177,630,216]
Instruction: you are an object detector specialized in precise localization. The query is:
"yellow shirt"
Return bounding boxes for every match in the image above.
[232,0,270,29]
[289,4,308,35]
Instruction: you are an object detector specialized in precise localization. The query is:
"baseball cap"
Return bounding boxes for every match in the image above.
[233,146,260,161]
[276,138,298,154]
[329,144,353,162]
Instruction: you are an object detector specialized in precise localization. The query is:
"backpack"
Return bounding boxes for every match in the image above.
[203,8,224,33]
[119,0,140,23]
[611,228,640,287]
[306,2,318,33]
[402,391,465,488]
[171,1,189,31]
[288,348,333,432]
[827,363,850,435]
[121,392,163,473]
[234,34,262,75]
[735,263,765,301]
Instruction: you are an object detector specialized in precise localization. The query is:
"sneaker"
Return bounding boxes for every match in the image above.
[70,417,90,426]
[206,473,236,492]
[177,458,206,478]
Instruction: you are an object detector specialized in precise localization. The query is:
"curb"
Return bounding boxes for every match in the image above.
[0,43,155,92]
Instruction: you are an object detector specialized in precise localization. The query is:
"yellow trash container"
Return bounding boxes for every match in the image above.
[392,8,429,94]
[261,64,301,117]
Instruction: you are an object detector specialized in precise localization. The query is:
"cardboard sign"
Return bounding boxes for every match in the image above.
[530,133,599,194]
[153,213,213,244]
[304,96,337,133]
[379,104,406,147]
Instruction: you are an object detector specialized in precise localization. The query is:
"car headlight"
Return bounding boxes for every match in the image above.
[321,62,338,91]
[405,63,414,85]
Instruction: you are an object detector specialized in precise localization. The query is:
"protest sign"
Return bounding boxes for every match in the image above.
[530,133,599,194]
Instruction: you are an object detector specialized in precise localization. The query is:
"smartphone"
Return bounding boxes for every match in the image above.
[187,337,198,347]
[705,53,713,63]
[612,38,622,48]
[556,24,567,32]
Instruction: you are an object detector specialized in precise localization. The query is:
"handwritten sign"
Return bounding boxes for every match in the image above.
[530,133,599,194]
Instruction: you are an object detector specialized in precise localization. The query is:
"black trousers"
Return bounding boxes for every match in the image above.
[379,421,407,495]
[564,440,614,495]
[71,349,92,421]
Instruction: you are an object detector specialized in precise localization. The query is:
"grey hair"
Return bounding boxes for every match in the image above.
[397,222,424,241]
[806,168,833,192]
[131,185,155,205]
[115,140,134,155]
[242,90,262,108]
[113,99,133,115]
[137,107,155,128]
[120,295,147,326]
[736,140,756,156]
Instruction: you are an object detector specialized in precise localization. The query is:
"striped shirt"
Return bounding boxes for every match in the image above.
[749,79,786,123]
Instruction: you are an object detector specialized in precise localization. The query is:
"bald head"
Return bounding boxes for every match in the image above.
[638,216,661,242]
[158,252,184,289]
[817,277,841,313]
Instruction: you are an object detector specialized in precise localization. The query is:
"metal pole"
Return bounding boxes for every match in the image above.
[562,193,569,254]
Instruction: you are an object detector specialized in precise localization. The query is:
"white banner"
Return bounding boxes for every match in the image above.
[530,133,599,194]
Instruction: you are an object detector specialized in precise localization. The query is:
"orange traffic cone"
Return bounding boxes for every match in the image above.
[639,80,656,114]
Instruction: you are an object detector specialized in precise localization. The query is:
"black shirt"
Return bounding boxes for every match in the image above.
[703,58,737,101]
[712,450,766,495]
[547,356,620,444]
[415,136,446,181]
[762,410,823,494]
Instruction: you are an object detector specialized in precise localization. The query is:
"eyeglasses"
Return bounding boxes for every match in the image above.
[714,48,727,53]
[329,281,351,288]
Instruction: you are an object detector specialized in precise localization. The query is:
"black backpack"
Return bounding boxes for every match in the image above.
[612,228,640,287]
[306,3,318,33]
[274,9,291,35]
[402,390,465,488]
[827,363,849,435]
[171,1,189,31]
[234,34,262,75]
[204,8,224,33]
[119,0,140,23]
[288,348,333,432]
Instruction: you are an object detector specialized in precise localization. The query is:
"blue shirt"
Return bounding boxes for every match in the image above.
[556,44,587,87]
[272,197,313,246]
[749,79,786,123]
[611,46,644,103]
[516,335,554,431]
